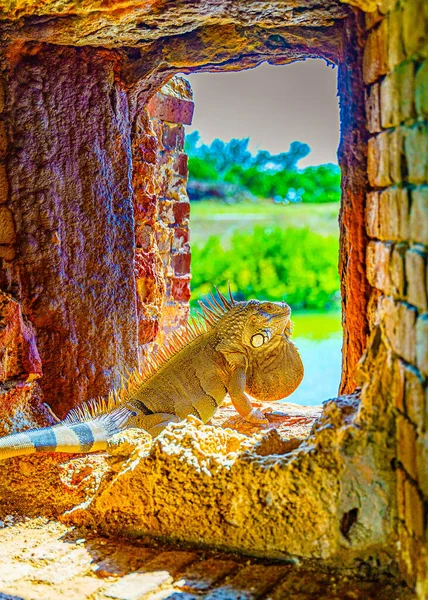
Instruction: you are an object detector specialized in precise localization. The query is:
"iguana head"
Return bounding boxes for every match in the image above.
[199,289,292,353]
[241,300,291,350]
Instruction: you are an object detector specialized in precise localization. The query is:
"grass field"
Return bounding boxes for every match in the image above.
[190,200,340,245]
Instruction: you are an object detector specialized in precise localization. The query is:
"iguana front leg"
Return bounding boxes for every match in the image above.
[227,366,268,426]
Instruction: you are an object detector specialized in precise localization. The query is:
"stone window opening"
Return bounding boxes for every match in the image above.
[0,0,426,594]
[181,59,343,410]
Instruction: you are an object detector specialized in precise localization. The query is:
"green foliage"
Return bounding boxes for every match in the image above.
[191,226,340,310]
[188,156,219,181]
[186,131,340,203]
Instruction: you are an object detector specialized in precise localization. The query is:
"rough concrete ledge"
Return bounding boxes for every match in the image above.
[0,395,395,569]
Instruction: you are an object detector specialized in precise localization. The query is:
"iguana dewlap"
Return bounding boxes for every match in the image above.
[0,290,303,460]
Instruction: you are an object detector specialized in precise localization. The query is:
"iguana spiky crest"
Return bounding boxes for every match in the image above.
[64,287,237,424]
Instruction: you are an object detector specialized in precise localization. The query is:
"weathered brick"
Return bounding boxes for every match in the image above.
[174,153,188,178]
[404,363,425,432]
[180,558,239,592]
[397,414,417,480]
[393,357,406,411]
[410,187,428,245]
[405,124,428,185]
[172,251,191,275]
[142,551,198,578]
[173,201,190,225]
[148,92,194,126]
[379,187,400,240]
[405,247,427,311]
[363,20,389,84]
[368,133,391,187]
[389,127,404,184]
[171,277,191,302]
[404,479,425,538]
[415,314,428,376]
[402,0,427,58]
[416,432,428,497]
[204,564,289,600]
[366,191,380,238]
[366,240,392,292]
[380,70,399,128]
[0,206,15,245]
[365,83,381,134]
[172,227,189,252]
[388,7,405,70]
[396,467,406,520]
[162,123,185,150]
[397,61,415,122]
[391,243,407,298]
[397,188,410,241]
[415,60,428,117]
[104,570,171,600]
[397,521,418,584]
[382,297,417,363]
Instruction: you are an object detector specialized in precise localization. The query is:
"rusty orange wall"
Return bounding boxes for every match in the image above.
[0,50,194,429]
[0,46,140,423]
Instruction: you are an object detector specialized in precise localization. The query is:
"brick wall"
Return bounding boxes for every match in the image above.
[133,77,194,359]
[362,0,427,589]
[149,79,194,345]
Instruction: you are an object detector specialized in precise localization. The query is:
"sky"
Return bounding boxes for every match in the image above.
[183,59,340,168]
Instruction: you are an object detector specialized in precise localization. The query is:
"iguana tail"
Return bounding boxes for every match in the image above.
[0,408,131,460]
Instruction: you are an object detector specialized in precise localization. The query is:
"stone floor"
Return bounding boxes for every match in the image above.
[0,518,415,600]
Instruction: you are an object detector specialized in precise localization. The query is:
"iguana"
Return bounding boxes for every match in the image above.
[0,289,303,460]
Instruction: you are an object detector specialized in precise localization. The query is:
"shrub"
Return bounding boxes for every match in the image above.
[191,226,340,310]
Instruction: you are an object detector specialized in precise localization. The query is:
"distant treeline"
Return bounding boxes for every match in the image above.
[186,132,341,203]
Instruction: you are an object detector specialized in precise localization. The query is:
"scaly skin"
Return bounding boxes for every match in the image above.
[0,291,303,460]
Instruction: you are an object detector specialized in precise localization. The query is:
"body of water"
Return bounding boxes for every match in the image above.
[284,310,342,406]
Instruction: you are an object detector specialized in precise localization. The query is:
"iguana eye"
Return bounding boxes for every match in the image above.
[250,329,272,348]
[251,333,265,347]
[264,303,273,311]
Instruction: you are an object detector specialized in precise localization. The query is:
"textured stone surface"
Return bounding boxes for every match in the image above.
[0,1,348,54]
[5,45,139,418]
[409,186,428,244]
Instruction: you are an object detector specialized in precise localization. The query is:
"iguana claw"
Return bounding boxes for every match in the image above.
[244,408,269,426]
